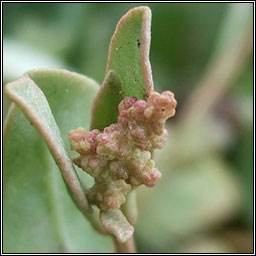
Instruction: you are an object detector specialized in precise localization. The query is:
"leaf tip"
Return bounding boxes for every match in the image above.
[4,77,29,95]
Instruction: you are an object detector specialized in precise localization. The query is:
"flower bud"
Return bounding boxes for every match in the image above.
[69,90,177,211]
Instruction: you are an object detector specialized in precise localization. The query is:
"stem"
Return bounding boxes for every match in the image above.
[113,236,137,253]
[114,189,138,253]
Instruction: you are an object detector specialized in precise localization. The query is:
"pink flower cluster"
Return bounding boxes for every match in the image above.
[69,91,177,211]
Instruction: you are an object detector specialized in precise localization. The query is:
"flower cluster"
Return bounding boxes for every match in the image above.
[69,91,177,211]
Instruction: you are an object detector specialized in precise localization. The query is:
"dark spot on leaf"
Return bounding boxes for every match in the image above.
[137,39,141,48]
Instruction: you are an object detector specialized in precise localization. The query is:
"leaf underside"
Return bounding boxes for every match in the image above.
[3,69,113,253]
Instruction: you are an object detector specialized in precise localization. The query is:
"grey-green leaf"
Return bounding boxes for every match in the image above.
[106,6,153,98]
[3,69,113,253]
[5,76,92,215]
[90,6,153,131]
[90,70,123,131]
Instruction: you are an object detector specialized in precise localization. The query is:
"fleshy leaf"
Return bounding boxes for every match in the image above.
[90,70,123,131]
[4,76,92,214]
[91,6,153,131]
[100,210,134,243]
[106,6,153,98]
[3,69,113,252]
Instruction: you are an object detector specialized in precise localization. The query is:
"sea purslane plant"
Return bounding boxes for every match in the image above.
[4,6,177,253]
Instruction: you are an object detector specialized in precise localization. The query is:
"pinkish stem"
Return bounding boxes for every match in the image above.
[113,236,137,253]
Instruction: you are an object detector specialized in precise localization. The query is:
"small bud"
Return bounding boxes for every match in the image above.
[86,176,131,211]
[69,127,91,155]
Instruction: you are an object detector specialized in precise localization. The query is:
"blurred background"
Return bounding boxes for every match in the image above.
[3,2,253,253]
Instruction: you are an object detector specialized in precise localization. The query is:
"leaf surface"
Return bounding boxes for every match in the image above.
[90,70,123,131]
[106,6,153,98]
[5,76,91,214]
[3,69,113,253]
[91,6,153,130]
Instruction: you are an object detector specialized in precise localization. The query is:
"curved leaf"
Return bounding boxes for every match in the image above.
[3,69,113,253]
[90,70,123,131]
[4,76,92,215]
[106,6,153,98]
[91,6,153,131]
